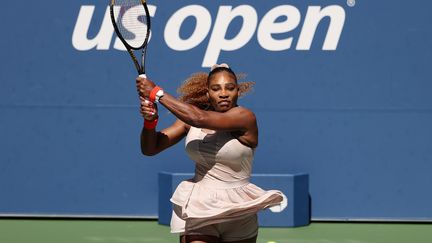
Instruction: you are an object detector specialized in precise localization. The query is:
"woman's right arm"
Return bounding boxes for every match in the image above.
[140,118,189,156]
[139,97,189,156]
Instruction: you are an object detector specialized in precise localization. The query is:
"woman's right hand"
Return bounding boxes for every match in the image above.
[136,76,156,100]
[140,97,158,121]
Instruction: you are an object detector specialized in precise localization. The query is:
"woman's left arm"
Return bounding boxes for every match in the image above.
[161,92,256,132]
[136,77,256,132]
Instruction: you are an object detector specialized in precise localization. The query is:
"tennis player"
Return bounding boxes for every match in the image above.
[136,64,287,243]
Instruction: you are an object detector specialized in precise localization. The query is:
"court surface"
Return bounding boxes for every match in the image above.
[1,219,431,243]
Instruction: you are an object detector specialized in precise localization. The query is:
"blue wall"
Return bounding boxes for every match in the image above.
[1,0,431,220]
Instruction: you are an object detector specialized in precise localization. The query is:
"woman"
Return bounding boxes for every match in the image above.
[136,64,286,243]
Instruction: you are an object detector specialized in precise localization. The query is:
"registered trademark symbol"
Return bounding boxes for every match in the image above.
[347,0,356,7]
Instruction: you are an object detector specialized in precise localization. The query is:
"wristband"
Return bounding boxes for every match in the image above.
[144,118,158,130]
[149,86,164,103]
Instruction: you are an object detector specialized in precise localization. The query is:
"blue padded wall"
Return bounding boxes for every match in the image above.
[1,0,431,220]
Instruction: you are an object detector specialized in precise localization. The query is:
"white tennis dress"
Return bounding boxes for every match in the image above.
[170,126,287,233]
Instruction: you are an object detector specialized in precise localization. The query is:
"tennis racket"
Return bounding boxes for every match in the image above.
[110,0,151,77]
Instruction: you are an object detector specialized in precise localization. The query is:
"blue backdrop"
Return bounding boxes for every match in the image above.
[1,0,431,221]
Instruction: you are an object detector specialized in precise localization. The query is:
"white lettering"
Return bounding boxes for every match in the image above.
[164,5,211,51]
[72,4,347,67]
[257,5,301,51]
[202,5,258,67]
[296,5,345,50]
[113,5,157,50]
[72,6,114,51]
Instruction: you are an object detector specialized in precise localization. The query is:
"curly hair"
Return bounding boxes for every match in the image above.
[177,67,255,110]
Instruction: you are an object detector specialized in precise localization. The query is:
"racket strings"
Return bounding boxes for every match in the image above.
[113,0,149,49]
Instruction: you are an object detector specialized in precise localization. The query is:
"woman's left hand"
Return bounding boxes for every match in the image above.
[140,97,158,121]
[136,76,156,100]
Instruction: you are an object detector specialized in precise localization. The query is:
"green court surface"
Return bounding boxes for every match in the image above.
[0,219,431,243]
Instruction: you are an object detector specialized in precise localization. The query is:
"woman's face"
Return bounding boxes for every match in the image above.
[207,71,239,112]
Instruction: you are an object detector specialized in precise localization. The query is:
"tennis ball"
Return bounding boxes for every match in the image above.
[267,241,277,243]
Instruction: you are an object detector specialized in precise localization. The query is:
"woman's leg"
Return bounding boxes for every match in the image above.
[180,234,221,243]
[218,214,258,243]
[221,234,257,243]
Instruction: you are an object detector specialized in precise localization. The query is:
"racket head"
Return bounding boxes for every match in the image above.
[110,0,151,51]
